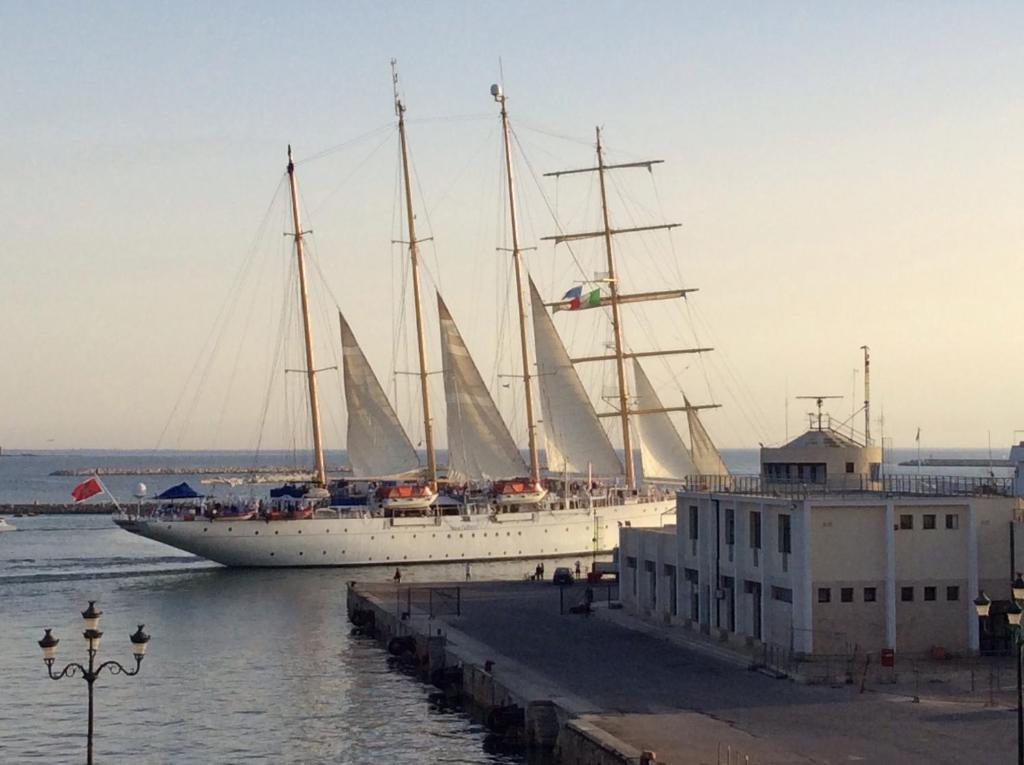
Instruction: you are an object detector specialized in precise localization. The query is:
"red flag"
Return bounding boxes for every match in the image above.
[71,477,102,503]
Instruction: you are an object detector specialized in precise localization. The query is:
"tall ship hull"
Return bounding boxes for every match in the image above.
[115,497,674,568]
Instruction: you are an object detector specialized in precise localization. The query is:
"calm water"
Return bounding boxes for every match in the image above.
[0,514,543,764]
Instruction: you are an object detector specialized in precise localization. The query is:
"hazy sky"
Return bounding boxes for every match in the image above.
[2,2,1021,451]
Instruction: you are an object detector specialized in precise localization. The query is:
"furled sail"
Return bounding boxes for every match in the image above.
[339,312,421,478]
[438,294,528,482]
[686,395,730,475]
[632,359,697,480]
[529,280,623,476]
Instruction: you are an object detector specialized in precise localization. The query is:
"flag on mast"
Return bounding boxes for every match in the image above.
[556,286,602,311]
[71,477,102,503]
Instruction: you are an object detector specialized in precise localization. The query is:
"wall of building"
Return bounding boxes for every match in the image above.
[808,504,888,654]
[620,491,1015,659]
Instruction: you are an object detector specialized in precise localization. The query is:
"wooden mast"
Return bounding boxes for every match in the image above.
[594,128,635,488]
[541,130,684,488]
[493,84,540,485]
[392,61,437,488]
[285,146,327,487]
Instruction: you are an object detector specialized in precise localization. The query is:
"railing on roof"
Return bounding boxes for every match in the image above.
[672,473,1014,499]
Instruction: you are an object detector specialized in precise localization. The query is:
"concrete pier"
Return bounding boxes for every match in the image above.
[348,579,1015,764]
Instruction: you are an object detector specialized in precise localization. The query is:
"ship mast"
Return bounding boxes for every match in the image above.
[392,61,437,488]
[594,128,634,487]
[493,83,540,484]
[541,129,696,489]
[285,146,327,487]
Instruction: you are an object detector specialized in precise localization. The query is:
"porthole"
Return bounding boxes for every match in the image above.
[326,529,330,533]
[275,531,279,535]
[299,551,304,556]
[270,552,275,557]
[203,528,208,532]
[322,551,327,555]
[228,527,233,532]
[254,530,259,535]
[298,530,302,534]
[371,536,375,540]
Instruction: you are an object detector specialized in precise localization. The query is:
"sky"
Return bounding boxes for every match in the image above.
[1,1,1022,451]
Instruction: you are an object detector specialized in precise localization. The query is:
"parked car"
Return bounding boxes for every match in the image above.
[552,567,574,585]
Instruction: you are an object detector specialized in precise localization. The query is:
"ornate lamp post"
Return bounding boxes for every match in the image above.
[37,601,150,765]
[974,581,1024,765]
[1010,574,1024,765]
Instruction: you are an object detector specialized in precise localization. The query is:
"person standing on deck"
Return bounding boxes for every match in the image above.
[393,568,401,584]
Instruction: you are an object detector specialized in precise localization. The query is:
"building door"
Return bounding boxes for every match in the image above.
[754,586,762,639]
[667,565,678,616]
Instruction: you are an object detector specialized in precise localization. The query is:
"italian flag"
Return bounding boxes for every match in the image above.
[560,286,603,311]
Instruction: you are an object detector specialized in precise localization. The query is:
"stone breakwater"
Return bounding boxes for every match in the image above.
[1,502,123,515]
[49,466,332,477]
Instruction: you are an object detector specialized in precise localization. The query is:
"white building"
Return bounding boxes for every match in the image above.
[621,490,1023,658]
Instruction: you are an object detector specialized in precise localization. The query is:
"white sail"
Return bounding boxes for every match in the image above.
[686,395,730,475]
[632,360,697,480]
[339,313,421,478]
[438,294,528,482]
[529,280,623,476]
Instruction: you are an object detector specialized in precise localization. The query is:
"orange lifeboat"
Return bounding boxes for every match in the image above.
[491,478,548,506]
[375,483,438,510]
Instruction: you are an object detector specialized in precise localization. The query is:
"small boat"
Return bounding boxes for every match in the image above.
[0,518,16,532]
[212,510,257,521]
[492,479,548,506]
[375,483,438,510]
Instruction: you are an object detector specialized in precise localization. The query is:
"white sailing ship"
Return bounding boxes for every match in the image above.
[115,73,728,567]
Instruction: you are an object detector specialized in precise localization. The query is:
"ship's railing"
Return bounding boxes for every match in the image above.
[671,473,1014,499]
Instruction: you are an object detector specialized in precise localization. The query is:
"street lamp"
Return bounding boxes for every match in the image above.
[1008,588,1024,765]
[974,590,992,618]
[37,601,150,765]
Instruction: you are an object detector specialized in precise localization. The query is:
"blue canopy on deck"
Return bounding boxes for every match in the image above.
[155,482,202,500]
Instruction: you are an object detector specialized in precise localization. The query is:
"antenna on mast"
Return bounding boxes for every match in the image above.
[795,395,843,432]
[861,345,871,445]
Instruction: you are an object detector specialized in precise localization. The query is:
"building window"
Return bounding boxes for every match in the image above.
[923,514,936,530]
[901,586,914,602]
[947,586,960,601]
[924,586,937,601]
[749,511,761,549]
[818,587,831,603]
[778,514,792,554]
[771,586,793,603]
[945,514,959,530]
[899,514,913,530]
[864,587,877,602]
[725,508,735,545]
[689,506,699,540]
[845,461,854,474]
[841,587,854,603]
[626,557,637,568]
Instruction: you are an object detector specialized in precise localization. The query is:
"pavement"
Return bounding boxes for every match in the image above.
[373,579,1018,765]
